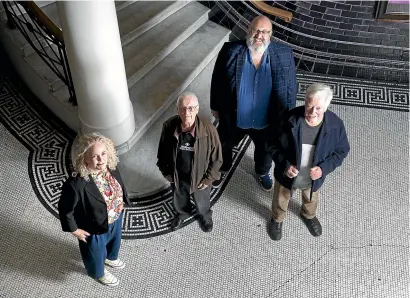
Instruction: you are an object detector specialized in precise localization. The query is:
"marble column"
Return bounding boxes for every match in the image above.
[56,0,135,148]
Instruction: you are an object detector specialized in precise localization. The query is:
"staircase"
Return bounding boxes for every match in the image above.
[0,1,230,195]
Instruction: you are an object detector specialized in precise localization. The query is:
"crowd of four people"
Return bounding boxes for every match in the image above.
[58,16,350,287]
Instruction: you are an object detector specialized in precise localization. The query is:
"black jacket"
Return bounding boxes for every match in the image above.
[58,168,130,234]
[269,106,350,192]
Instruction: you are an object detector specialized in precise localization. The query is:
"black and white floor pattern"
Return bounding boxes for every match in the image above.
[1,66,408,297]
[0,70,408,239]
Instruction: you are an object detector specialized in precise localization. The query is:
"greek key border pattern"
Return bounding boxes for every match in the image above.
[1,71,408,239]
[296,73,409,111]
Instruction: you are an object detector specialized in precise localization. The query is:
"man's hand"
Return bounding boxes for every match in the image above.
[211,110,219,120]
[310,166,322,180]
[72,229,90,243]
[197,183,208,190]
[285,165,299,178]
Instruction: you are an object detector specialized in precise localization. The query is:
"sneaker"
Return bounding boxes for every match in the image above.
[267,219,283,241]
[98,269,119,287]
[105,258,125,269]
[300,213,322,237]
[171,216,184,231]
[199,216,213,233]
[212,173,226,189]
[259,174,273,191]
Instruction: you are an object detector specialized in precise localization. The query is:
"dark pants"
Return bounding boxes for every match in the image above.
[173,180,212,221]
[78,212,123,279]
[219,125,272,175]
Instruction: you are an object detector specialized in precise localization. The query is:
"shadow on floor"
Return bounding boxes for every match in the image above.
[0,218,85,281]
[232,153,305,220]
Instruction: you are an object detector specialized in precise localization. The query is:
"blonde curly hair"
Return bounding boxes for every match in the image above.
[73,132,118,179]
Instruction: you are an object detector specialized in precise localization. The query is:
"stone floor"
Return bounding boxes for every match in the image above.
[0,55,409,297]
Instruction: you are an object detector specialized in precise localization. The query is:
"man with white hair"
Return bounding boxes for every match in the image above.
[211,15,297,191]
[268,83,350,240]
[157,92,222,232]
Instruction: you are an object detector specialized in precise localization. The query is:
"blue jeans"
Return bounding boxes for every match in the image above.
[78,212,123,279]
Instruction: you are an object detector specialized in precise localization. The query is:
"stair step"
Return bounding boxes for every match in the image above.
[2,1,136,57]
[0,1,55,22]
[119,56,218,196]
[123,2,209,89]
[0,1,60,57]
[24,44,65,92]
[118,0,189,47]
[115,0,138,12]
[121,20,230,154]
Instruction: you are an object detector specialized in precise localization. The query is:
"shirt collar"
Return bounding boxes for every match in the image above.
[246,48,269,65]
[174,124,196,138]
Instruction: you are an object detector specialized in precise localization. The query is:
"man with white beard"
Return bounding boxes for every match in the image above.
[210,16,297,191]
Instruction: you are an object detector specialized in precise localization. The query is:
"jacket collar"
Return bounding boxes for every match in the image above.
[236,42,278,97]
[85,168,121,205]
[288,106,337,133]
[173,116,208,139]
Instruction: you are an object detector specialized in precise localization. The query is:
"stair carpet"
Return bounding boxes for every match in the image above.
[1,1,230,194]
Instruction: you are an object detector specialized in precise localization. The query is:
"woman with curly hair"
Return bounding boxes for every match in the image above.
[58,133,130,286]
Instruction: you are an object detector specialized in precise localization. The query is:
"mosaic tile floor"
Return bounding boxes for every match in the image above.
[0,59,409,297]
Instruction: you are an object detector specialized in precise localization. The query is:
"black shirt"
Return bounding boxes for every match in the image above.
[176,132,195,183]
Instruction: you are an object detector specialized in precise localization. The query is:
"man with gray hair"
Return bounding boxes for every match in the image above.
[157,92,222,232]
[210,15,297,191]
[267,83,350,240]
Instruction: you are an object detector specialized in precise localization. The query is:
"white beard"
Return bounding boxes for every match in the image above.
[246,36,270,53]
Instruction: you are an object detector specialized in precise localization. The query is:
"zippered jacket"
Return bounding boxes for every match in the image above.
[269,106,350,192]
[157,115,222,193]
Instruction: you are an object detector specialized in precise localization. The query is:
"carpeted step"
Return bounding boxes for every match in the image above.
[118,0,189,47]
[123,2,210,89]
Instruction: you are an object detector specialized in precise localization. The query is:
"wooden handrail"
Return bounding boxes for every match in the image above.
[250,0,293,23]
[26,0,63,41]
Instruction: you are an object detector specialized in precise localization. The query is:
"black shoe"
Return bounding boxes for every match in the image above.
[199,216,213,232]
[171,216,184,231]
[212,173,226,189]
[300,213,322,237]
[267,219,283,241]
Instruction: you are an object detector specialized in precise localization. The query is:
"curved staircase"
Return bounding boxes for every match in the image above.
[0,1,230,195]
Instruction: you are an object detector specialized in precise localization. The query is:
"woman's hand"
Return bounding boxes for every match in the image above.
[72,229,90,243]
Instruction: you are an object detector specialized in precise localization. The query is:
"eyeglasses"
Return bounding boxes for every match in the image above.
[179,105,198,113]
[251,28,271,36]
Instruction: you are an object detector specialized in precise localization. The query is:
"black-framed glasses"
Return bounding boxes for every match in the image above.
[179,105,198,113]
[251,28,271,36]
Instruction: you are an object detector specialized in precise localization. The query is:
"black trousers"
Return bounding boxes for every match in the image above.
[173,180,212,220]
[218,125,272,175]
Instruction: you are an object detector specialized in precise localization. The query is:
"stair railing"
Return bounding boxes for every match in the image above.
[216,0,409,82]
[249,0,293,22]
[2,1,77,105]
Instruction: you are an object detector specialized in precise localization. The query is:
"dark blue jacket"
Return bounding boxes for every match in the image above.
[210,40,297,139]
[269,106,350,192]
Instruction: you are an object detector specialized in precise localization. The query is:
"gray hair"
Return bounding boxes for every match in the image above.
[305,83,333,109]
[176,91,199,107]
